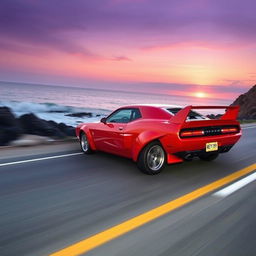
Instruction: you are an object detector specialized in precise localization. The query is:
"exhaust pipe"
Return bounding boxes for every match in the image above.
[184,153,193,161]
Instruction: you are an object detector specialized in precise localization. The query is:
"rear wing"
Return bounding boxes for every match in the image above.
[171,105,240,124]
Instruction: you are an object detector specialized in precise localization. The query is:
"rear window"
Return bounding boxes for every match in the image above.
[166,108,208,120]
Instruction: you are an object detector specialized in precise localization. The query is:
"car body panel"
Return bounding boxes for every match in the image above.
[76,105,242,165]
[91,122,128,156]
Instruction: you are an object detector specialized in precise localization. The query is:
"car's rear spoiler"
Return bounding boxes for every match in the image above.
[171,105,240,124]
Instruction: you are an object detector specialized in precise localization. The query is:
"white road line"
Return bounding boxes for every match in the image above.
[214,172,256,198]
[0,152,83,167]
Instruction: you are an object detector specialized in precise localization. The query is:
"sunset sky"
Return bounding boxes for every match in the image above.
[0,0,255,100]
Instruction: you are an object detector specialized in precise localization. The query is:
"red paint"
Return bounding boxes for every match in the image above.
[76,105,241,165]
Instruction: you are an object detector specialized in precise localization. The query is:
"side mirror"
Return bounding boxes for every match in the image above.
[100,117,107,124]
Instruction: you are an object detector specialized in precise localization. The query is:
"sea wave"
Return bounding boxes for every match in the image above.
[0,100,111,126]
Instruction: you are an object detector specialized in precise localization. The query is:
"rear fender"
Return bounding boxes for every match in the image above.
[132,131,165,162]
[79,125,96,150]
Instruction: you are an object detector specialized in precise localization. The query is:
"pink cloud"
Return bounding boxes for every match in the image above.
[111,56,132,61]
[141,40,255,52]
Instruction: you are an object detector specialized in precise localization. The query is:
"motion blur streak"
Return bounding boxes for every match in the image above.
[0,152,83,167]
[214,172,256,197]
[50,163,256,256]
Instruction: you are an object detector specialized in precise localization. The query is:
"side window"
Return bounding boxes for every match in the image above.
[130,108,142,121]
[107,109,132,123]
[107,108,142,123]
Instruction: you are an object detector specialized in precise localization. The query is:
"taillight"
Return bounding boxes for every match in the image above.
[180,126,239,138]
[221,127,238,134]
[180,130,204,138]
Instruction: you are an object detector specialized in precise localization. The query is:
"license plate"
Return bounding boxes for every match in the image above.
[206,142,218,152]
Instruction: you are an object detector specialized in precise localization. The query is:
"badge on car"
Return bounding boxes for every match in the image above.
[206,142,218,152]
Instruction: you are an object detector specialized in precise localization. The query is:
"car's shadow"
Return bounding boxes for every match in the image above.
[78,150,239,186]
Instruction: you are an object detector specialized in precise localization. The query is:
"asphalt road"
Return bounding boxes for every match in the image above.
[0,125,255,256]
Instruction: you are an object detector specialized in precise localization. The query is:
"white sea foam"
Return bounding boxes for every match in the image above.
[0,81,230,127]
[0,100,110,127]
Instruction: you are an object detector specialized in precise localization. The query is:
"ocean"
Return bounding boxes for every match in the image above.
[0,81,230,126]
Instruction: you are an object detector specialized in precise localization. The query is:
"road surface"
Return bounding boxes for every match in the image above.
[0,125,255,256]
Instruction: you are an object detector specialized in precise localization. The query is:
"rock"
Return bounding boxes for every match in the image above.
[206,114,222,119]
[0,107,22,146]
[18,113,76,138]
[65,112,92,118]
[0,107,76,146]
[57,123,76,137]
[19,113,66,138]
[231,85,256,120]
[48,110,67,113]
[0,106,18,126]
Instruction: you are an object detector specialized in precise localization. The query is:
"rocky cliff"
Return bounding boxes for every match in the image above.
[231,85,256,120]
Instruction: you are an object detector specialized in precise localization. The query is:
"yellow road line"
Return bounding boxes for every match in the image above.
[50,163,256,256]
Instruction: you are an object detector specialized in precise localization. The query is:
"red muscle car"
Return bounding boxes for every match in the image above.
[76,105,241,174]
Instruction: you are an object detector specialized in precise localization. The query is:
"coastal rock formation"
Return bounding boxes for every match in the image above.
[206,114,222,120]
[0,107,22,145]
[0,107,75,146]
[19,114,66,138]
[57,122,75,137]
[65,112,92,118]
[231,85,256,120]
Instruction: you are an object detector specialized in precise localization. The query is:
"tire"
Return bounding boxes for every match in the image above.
[80,132,93,154]
[137,141,166,175]
[199,153,219,161]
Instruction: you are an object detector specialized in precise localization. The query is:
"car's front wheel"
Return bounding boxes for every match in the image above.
[80,132,93,154]
[137,141,166,175]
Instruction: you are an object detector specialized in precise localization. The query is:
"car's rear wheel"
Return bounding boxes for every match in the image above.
[199,153,219,161]
[137,141,166,175]
[80,133,93,154]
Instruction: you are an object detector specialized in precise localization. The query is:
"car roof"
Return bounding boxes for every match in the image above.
[120,104,183,109]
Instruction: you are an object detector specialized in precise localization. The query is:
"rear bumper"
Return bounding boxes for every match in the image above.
[162,132,241,154]
[174,144,234,160]
[161,132,241,164]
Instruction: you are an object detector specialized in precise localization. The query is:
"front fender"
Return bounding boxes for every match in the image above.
[132,130,165,162]
[78,125,96,150]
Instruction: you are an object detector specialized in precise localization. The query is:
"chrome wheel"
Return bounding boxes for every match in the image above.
[146,145,165,171]
[81,134,89,152]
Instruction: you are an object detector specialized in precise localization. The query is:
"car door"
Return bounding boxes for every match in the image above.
[92,108,133,156]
